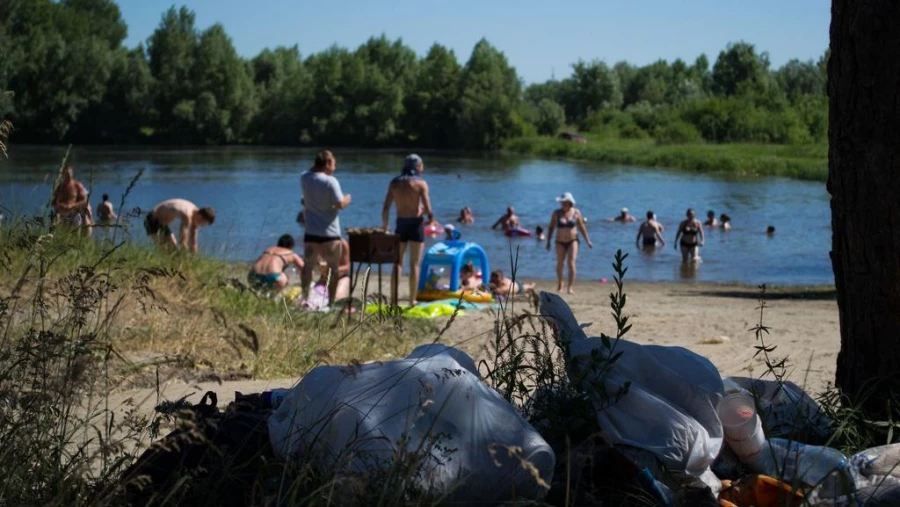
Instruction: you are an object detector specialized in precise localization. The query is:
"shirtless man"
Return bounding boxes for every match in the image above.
[610,207,637,223]
[51,165,90,233]
[144,198,216,254]
[491,206,518,231]
[636,210,666,250]
[382,154,433,306]
[96,194,117,226]
[704,210,719,228]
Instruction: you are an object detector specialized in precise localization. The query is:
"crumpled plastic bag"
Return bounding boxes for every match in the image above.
[268,345,555,503]
[540,291,725,476]
[723,377,832,443]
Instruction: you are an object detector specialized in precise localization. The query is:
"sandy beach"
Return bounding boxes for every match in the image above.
[109,279,840,413]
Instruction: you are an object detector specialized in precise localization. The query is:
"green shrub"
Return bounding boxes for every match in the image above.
[528,98,566,136]
[654,120,703,144]
[619,123,649,139]
[579,108,634,134]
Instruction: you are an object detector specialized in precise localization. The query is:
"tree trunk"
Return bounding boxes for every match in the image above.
[830,0,900,415]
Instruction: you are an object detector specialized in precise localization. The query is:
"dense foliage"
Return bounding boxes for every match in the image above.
[0,2,827,148]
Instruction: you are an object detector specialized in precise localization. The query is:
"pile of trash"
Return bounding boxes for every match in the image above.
[269,343,556,504]
[539,290,900,506]
[125,292,900,506]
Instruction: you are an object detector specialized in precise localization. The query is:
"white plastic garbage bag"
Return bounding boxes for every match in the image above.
[723,376,832,442]
[268,345,555,503]
[540,292,725,476]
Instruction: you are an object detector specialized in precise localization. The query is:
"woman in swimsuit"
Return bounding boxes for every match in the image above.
[546,192,593,294]
[248,234,305,290]
[457,207,474,224]
[674,208,705,263]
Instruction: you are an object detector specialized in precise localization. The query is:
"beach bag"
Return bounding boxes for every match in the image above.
[120,391,274,506]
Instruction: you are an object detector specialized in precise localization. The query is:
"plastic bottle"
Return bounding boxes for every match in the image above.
[284,265,299,286]
[262,388,290,409]
[426,268,443,290]
[750,438,851,494]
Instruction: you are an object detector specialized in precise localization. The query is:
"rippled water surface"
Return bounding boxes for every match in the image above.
[0,147,833,285]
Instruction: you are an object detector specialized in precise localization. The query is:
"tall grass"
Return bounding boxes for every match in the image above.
[504,134,827,181]
[3,170,896,506]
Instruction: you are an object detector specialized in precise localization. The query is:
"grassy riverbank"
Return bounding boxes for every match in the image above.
[504,134,828,181]
[0,225,436,383]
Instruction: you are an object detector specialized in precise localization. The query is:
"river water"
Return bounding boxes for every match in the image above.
[0,146,833,285]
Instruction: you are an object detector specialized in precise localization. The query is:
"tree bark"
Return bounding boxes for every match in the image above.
[830,0,900,415]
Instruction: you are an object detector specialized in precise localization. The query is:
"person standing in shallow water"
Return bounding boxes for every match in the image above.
[546,192,593,295]
[51,165,90,235]
[300,150,351,306]
[675,208,705,263]
[636,210,666,250]
[382,154,433,306]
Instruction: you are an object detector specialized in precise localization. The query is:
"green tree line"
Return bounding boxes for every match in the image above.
[0,1,827,148]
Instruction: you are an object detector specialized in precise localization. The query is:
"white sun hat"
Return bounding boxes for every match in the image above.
[556,192,576,205]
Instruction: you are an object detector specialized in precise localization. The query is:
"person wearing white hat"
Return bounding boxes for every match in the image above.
[443,223,461,241]
[546,192,593,294]
[610,207,637,223]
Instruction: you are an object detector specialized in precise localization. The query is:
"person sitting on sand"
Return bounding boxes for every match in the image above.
[144,198,216,253]
[489,269,535,299]
[535,225,546,241]
[249,234,305,291]
[636,210,666,249]
[491,206,518,231]
[459,261,482,290]
[608,207,637,223]
[704,210,719,227]
[720,214,732,230]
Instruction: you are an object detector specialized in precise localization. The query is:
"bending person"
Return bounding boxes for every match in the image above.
[249,234,305,291]
[674,208,705,263]
[144,198,216,253]
[382,154,433,306]
[546,192,593,294]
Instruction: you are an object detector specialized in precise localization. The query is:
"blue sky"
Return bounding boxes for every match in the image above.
[119,0,829,84]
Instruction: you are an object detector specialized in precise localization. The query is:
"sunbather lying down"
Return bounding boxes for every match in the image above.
[488,269,535,299]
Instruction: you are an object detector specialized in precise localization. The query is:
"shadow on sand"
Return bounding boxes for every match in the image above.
[677,287,837,301]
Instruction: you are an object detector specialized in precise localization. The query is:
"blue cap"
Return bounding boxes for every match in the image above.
[404,154,423,170]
